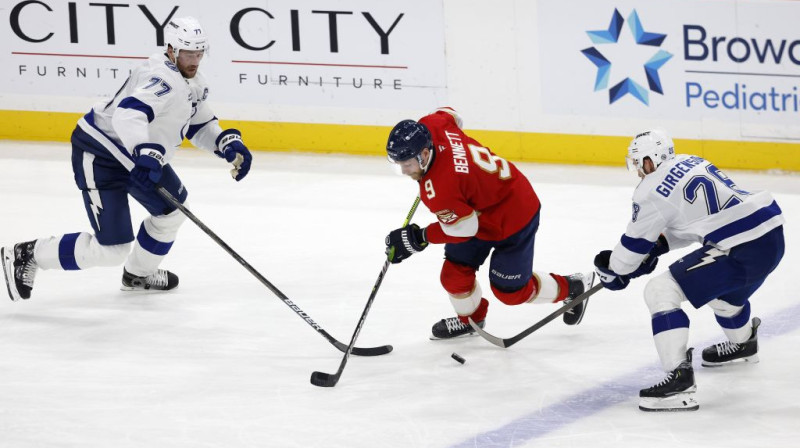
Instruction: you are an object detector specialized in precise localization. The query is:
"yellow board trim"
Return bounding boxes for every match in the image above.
[1,110,797,171]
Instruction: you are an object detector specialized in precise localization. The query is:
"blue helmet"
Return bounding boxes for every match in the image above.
[386,119,432,163]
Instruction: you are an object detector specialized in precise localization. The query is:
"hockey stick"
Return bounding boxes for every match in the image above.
[468,283,604,348]
[156,186,392,357]
[310,196,422,387]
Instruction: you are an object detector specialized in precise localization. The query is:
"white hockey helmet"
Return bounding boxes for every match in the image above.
[165,16,209,57]
[626,129,675,172]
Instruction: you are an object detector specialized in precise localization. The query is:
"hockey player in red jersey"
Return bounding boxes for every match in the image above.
[384,108,594,339]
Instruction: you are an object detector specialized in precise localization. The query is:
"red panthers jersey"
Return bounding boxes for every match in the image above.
[418,109,540,244]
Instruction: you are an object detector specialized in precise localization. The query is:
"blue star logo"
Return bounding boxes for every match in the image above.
[581,9,672,105]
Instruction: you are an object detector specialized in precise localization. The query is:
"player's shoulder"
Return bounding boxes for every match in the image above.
[143,53,175,74]
[420,107,463,132]
[633,170,666,203]
[632,155,693,202]
[425,154,461,186]
[140,53,185,84]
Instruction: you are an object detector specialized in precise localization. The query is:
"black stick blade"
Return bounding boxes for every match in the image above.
[310,371,339,388]
[321,330,393,357]
[349,344,393,357]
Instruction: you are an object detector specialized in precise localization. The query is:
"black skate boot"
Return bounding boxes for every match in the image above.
[1,240,38,301]
[562,272,595,325]
[121,268,179,291]
[702,317,761,367]
[431,316,485,340]
[639,348,699,412]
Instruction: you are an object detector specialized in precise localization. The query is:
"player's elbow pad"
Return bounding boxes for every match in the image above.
[441,212,479,238]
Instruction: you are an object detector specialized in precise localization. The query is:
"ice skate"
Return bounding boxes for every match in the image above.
[562,271,595,325]
[121,268,179,291]
[431,316,485,340]
[639,348,699,412]
[702,317,761,367]
[1,241,38,301]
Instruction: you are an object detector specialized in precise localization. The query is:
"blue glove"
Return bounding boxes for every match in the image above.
[629,234,669,279]
[651,234,670,257]
[594,250,630,291]
[385,224,428,264]
[216,129,252,181]
[130,143,165,191]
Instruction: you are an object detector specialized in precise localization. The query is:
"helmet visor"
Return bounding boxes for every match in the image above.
[625,155,640,172]
[387,154,425,177]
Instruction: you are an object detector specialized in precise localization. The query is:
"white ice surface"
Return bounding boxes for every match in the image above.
[1,142,798,448]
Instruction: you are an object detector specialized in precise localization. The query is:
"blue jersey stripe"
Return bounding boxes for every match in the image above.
[186,116,217,140]
[620,234,654,255]
[118,97,155,122]
[81,111,135,163]
[704,201,782,245]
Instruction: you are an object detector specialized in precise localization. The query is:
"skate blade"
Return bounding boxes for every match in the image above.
[429,332,480,341]
[702,354,759,368]
[639,393,699,412]
[1,247,21,302]
[120,285,174,293]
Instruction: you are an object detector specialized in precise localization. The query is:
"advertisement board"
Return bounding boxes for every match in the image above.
[0,0,797,170]
[1,0,447,112]
[539,0,800,139]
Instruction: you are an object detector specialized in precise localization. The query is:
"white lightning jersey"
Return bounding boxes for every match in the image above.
[76,52,223,170]
[610,154,784,275]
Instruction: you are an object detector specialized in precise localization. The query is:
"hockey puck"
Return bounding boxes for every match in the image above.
[451,353,466,364]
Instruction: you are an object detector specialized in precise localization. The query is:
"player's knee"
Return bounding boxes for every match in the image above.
[139,205,188,244]
[643,272,686,314]
[708,298,744,318]
[440,260,476,295]
[491,280,534,306]
[149,205,188,234]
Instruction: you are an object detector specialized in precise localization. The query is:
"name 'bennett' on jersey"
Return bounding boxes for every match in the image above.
[655,156,706,197]
[445,130,469,174]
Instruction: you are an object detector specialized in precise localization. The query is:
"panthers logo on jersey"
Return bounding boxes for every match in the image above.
[435,209,459,224]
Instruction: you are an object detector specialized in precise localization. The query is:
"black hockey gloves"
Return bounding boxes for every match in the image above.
[594,234,669,290]
[385,224,428,264]
[216,129,252,181]
[130,143,166,190]
[593,250,631,291]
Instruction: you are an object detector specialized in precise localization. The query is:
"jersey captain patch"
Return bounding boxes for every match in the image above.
[435,209,459,224]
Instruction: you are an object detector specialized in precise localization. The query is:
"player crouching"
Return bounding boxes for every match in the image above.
[383,109,595,340]
[593,129,784,412]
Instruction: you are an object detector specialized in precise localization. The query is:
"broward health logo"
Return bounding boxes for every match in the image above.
[581,9,672,105]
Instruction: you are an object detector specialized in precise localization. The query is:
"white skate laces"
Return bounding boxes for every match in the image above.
[18,255,38,289]
[145,270,170,288]
[445,317,468,333]
[711,341,741,356]
[652,371,675,388]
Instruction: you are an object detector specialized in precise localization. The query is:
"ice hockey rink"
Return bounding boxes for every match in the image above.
[1,141,798,448]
